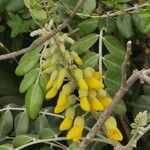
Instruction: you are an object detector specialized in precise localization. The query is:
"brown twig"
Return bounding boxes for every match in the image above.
[0,0,86,61]
[121,41,132,85]
[78,69,150,150]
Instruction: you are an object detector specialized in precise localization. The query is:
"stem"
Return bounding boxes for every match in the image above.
[99,30,103,73]
[0,107,64,118]
[14,137,67,150]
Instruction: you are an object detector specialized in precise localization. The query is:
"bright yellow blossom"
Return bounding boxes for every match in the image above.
[66,116,85,142]
[80,97,91,112]
[104,116,123,141]
[99,97,112,109]
[87,77,104,89]
[46,87,58,99]
[54,104,68,113]
[78,79,88,90]
[46,70,59,89]
[93,71,102,80]
[59,117,73,131]
[90,97,104,111]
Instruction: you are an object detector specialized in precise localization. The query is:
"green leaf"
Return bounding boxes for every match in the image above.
[0,70,18,96]
[39,128,60,139]
[12,135,33,148]
[15,112,29,135]
[81,51,98,69]
[6,0,24,12]
[31,9,47,20]
[0,145,12,150]
[71,33,98,53]
[113,101,127,116]
[143,84,150,95]
[116,13,134,38]
[133,13,150,33]
[0,110,13,137]
[83,0,96,14]
[98,17,116,33]
[78,19,99,35]
[7,14,23,38]
[15,46,42,76]
[103,35,125,97]
[19,68,39,93]
[25,83,44,119]
[35,115,49,133]
[103,35,125,54]
[133,95,150,114]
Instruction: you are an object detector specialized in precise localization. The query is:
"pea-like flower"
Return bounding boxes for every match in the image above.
[80,97,91,112]
[59,107,75,131]
[99,96,112,109]
[70,51,83,65]
[104,116,123,141]
[66,116,85,142]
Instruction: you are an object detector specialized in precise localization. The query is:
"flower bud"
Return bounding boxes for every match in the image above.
[97,89,107,100]
[46,87,58,99]
[70,51,83,65]
[59,117,73,131]
[46,70,59,89]
[90,97,104,111]
[80,97,91,112]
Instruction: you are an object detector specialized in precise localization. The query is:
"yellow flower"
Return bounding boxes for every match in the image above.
[59,117,73,131]
[57,93,68,106]
[107,128,123,141]
[88,77,104,89]
[93,71,102,80]
[74,57,83,65]
[104,116,123,141]
[99,97,112,109]
[74,68,83,80]
[90,97,104,111]
[66,126,83,142]
[80,97,91,112]
[54,104,68,113]
[66,116,85,142]
[78,79,88,90]
[61,81,75,96]
[46,70,59,89]
[79,89,88,98]
[65,107,75,119]
[70,51,83,65]
[96,89,107,100]
[46,87,58,99]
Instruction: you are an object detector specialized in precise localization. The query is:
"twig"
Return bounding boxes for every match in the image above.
[0,0,86,61]
[78,69,150,150]
[99,30,103,73]
[76,2,150,19]
[121,41,132,85]
[0,107,64,119]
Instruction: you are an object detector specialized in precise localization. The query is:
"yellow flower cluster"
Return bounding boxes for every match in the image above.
[40,33,122,142]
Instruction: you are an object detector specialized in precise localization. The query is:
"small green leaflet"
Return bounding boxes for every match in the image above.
[83,0,96,14]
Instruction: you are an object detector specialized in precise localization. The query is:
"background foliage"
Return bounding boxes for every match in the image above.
[0,0,150,149]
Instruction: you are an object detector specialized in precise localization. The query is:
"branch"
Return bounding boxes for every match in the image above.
[0,0,86,61]
[78,68,150,150]
[121,41,132,85]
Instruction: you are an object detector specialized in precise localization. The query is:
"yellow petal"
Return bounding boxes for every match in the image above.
[96,89,107,100]
[78,79,88,90]
[107,128,123,141]
[90,97,104,111]
[66,126,83,141]
[57,94,68,106]
[93,71,102,80]
[65,107,75,119]
[104,116,117,129]
[46,88,58,99]
[46,80,54,90]
[74,57,83,65]
[59,117,73,131]
[54,104,68,113]
[74,116,85,127]
[99,97,112,109]
[80,97,91,112]
[88,77,104,89]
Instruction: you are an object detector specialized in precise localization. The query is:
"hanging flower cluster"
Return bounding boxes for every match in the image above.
[39,31,123,142]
